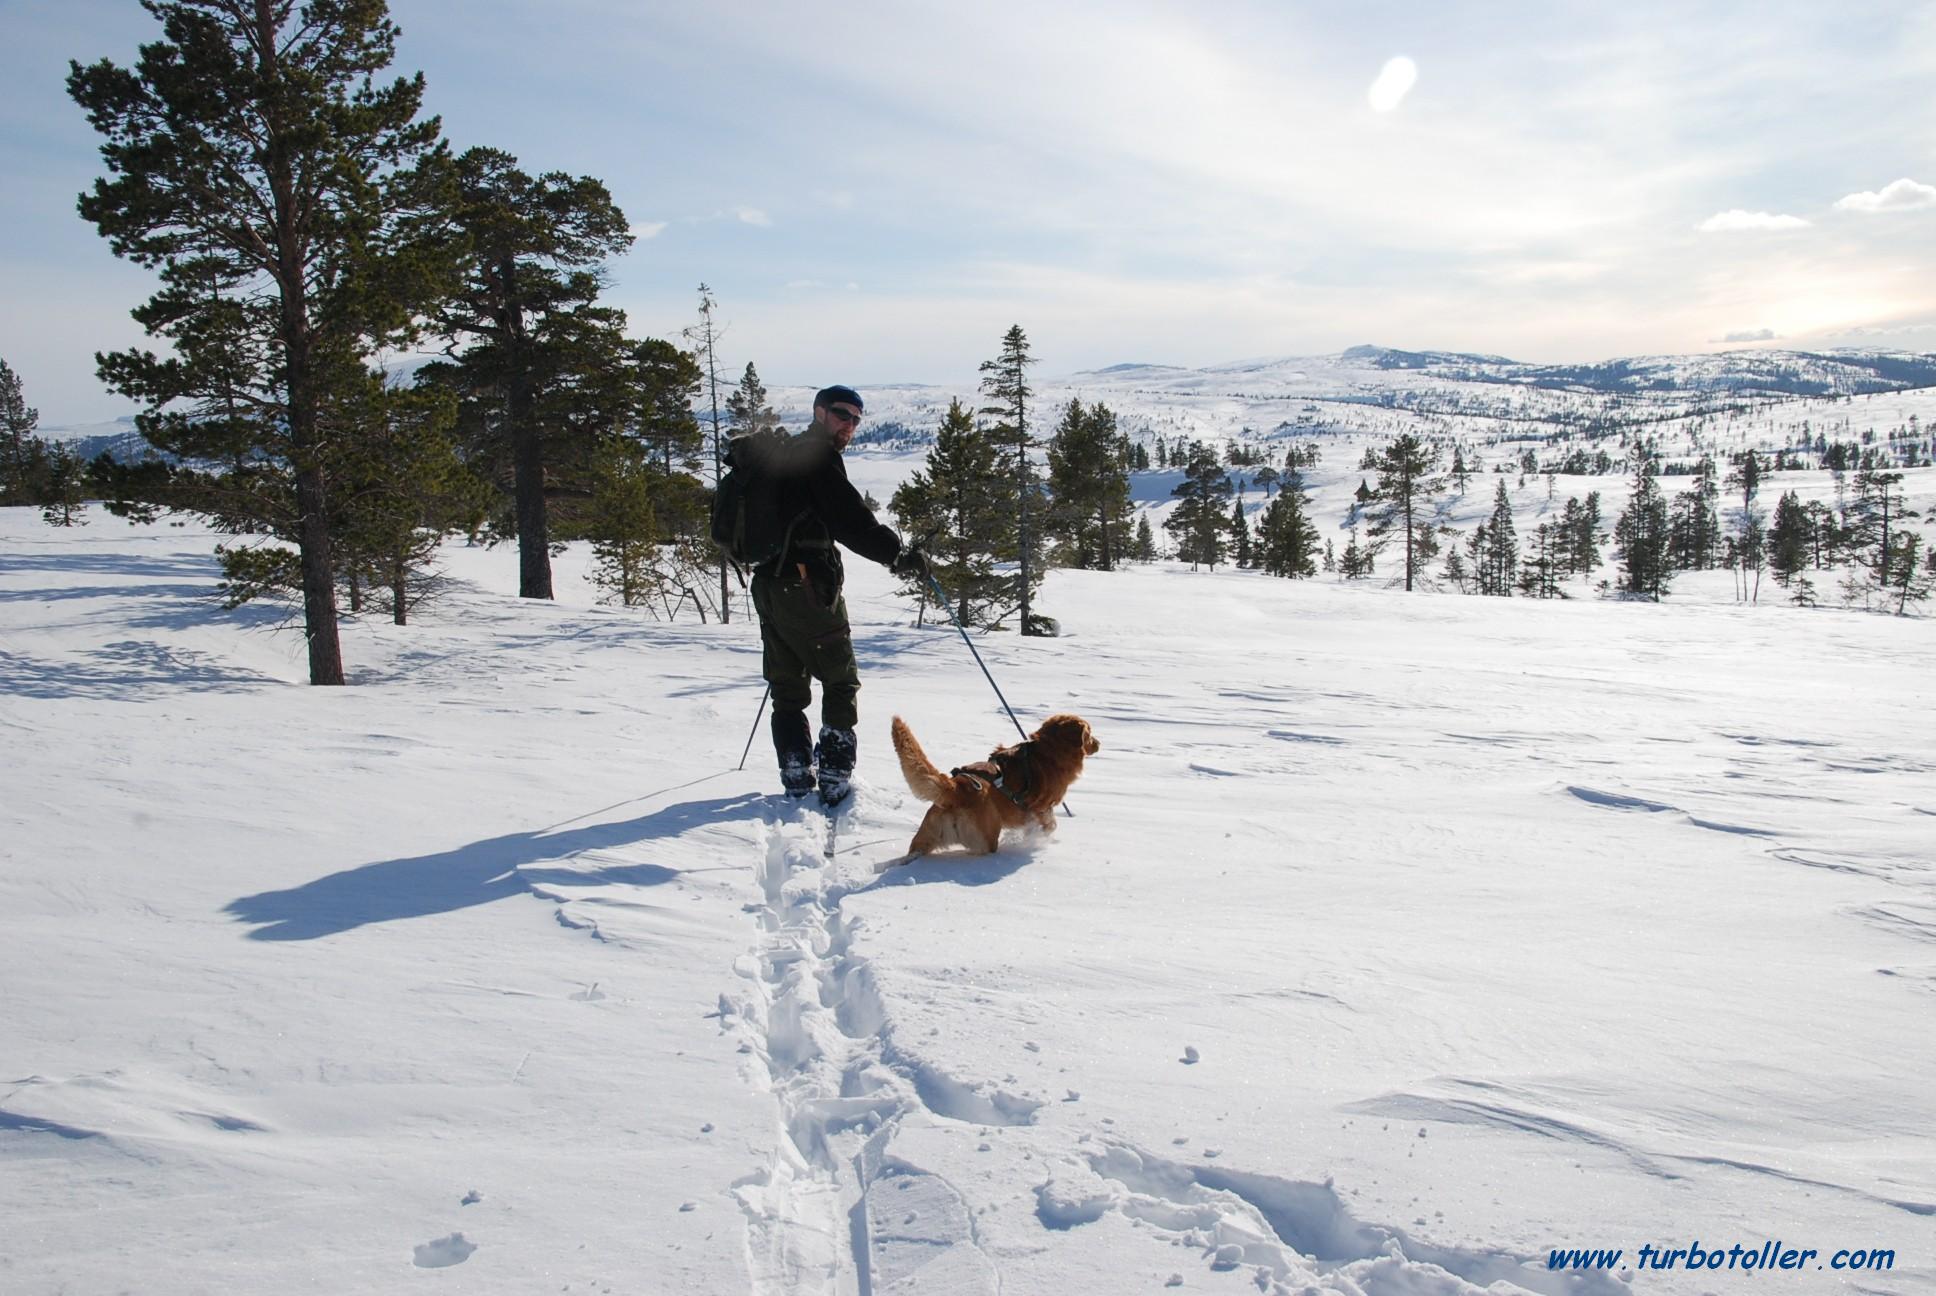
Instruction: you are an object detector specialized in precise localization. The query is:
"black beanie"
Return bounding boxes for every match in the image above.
[814,384,864,411]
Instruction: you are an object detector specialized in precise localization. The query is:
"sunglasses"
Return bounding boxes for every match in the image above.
[826,405,862,425]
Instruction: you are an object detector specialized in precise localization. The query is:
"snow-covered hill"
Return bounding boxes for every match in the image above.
[4,506,1933,1294]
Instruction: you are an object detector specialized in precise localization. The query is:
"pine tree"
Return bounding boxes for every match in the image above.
[978,325,1047,632]
[1163,441,1234,569]
[1044,399,1132,570]
[1726,450,1766,602]
[1230,497,1252,568]
[1,358,49,505]
[70,0,458,683]
[1133,512,1157,562]
[430,146,632,601]
[890,399,1008,627]
[1848,467,1918,591]
[1361,432,1445,591]
[1614,454,1671,599]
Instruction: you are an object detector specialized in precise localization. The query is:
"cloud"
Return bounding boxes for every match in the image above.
[736,206,773,227]
[1712,328,1778,342]
[1697,209,1810,232]
[1368,56,1418,112]
[630,221,668,240]
[1832,322,1936,337]
[1833,178,1936,214]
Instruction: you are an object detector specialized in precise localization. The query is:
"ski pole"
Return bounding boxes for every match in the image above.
[738,683,770,771]
[924,571,1026,742]
[922,570,1073,817]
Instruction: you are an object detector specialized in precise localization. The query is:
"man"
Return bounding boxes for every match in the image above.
[748,385,930,806]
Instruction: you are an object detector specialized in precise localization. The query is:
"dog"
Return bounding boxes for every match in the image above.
[888,713,1099,861]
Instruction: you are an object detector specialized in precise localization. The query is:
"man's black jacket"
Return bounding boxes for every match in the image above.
[765,425,901,595]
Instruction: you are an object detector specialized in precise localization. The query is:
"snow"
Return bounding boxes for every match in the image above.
[4,483,1935,1294]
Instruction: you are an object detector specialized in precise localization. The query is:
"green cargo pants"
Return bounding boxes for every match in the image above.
[750,569,861,730]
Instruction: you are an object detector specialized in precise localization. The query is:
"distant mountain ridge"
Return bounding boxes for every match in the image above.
[1077,344,1936,398]
[46,345,1936,463]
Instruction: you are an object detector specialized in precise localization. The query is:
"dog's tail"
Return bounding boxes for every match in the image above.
[891,716,953,804]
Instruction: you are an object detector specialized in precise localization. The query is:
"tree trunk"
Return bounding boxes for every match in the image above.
[260,0,343,684]
[499,261,553,600]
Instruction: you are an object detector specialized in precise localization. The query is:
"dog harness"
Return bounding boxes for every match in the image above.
[950,744,1036,811]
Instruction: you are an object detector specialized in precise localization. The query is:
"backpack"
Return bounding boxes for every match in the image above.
[711,429,803,569]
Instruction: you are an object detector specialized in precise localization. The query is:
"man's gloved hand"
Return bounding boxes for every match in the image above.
[890,544,932,582]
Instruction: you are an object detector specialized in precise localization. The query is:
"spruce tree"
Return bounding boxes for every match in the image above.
[70,0,457,683]
[586,438,663,610]
[1767,490,1810,589]
[1339,526,1373,580]
[1885,534,1932,615]
[40,444,88,527]
[1133,512,1157,562]
[1361,432,1445,591]
[890,399,1008,627]
[328,377,484,624]
[1257,467,1320,578]
[1573,490,1604,581]
[979,325,1047,632]
[684,285,733,620]
[1230,498,1252,568]
[630,339,705,475]
[1044,399,1132,570]
[726,362,780,440]
[1614,455,1671,599]
[1479,479,1518,595]
[432,145,632,601]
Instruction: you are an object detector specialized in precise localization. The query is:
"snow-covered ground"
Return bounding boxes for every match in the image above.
[3,498,1934,1295]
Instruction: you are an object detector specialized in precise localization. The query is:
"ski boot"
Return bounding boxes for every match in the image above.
[773,709,816,798]
[815,724,857,809]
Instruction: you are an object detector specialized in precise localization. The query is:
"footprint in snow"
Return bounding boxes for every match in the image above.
[412,1233,476,1268]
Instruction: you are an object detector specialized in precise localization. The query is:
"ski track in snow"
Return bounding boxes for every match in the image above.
[721,787,1004,1296]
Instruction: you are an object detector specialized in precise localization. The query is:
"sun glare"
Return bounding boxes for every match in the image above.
[1368,56,1418,112]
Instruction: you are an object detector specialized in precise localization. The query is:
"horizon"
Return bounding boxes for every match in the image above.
[5,1,1936,425]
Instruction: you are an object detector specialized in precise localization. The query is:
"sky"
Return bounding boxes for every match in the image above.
[4,0,1936,425]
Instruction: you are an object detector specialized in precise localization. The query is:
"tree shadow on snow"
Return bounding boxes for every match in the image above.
[224,791,765,941]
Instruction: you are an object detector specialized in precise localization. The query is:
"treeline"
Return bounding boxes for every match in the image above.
[0,360,89,525]
[1328,438,1931,613]
[60,0,741,683]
